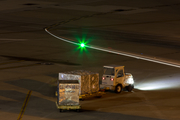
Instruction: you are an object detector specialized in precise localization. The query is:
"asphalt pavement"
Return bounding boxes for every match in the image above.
[0,0,180,120]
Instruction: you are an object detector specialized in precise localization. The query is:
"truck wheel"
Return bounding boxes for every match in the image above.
[95,95,102,98]
[127,84,134,92]
[76,109,80,112]
[59,109,63,112]
[79,98,84,101]
[115,85,122,93]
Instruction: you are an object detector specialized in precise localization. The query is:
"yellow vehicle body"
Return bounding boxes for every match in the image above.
[100,65,134,93]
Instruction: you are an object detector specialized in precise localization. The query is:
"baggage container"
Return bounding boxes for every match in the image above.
[57,80,79,106]
[59,70,99,95]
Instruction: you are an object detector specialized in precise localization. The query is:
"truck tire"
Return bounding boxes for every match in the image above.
[76,109,80,112]
[115,85,122,93]
[59,109,63,112]
[127,84,134,92]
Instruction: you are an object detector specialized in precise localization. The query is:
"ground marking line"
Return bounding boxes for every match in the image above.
[17,90,32,120]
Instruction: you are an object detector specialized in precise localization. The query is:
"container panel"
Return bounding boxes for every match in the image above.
[59,70,99,95]
[90,73,99,93]
[58,83,79,106]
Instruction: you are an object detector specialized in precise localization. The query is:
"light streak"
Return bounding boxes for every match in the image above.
[45,28,180,68]
[135,75,180,90]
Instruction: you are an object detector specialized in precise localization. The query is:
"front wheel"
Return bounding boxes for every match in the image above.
[115,85,122,93]
[76,109,80,112]
[126,84,134,92]
[59,109,63,112]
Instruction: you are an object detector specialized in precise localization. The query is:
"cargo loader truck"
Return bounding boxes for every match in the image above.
[100,65,134,93]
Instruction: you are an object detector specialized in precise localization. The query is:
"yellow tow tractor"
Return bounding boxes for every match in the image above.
[100,65,134,93]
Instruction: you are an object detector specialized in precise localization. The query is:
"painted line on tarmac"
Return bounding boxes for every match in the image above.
[17,90,32,120]
[45,29,180,68]
[0,60,24,65]
[44,4,180,69]
[0,38,27,41]
[0,64,40,70]
[0,29,42,34]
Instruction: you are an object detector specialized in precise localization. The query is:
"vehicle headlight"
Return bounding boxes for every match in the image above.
[126,77,134,84]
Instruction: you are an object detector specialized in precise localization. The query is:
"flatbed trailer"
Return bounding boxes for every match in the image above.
[79,91,105,100]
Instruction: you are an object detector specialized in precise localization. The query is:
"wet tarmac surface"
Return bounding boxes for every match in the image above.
[0,0,180,120]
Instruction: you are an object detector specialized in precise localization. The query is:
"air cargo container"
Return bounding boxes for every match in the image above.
[56,80,81,112]
[58,70,104,100]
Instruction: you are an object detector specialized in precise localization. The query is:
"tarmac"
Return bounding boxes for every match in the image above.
[0,0,180,120]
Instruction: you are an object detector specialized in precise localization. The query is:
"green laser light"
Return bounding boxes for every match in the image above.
[81,43,85,47]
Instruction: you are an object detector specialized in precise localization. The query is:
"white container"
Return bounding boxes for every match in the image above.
[57,80,79,106]
[59,70,99,95]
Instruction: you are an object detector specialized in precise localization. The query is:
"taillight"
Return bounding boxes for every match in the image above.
[102,77,105,80]
[111,78,114,81]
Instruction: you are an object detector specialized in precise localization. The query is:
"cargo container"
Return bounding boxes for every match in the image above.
[58,70,105,100]
[56,80,81,112]
[59,70,99,95]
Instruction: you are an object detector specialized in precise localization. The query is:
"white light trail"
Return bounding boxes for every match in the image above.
[45,28,180,68]
[135,75,180,90]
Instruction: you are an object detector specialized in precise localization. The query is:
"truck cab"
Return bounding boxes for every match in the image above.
[100,65,134,93]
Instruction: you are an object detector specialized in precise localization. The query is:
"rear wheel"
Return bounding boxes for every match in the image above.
[115,85,122,93]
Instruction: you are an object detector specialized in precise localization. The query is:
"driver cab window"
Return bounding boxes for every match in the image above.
[104,68,114,75]
[117,70,123,78]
